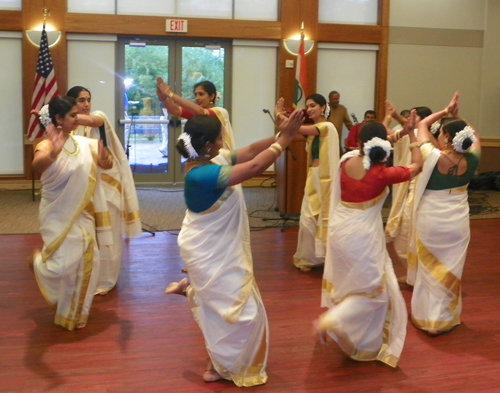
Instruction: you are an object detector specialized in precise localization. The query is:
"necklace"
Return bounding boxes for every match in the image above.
[63,134,80,156]
[185,158,211,172]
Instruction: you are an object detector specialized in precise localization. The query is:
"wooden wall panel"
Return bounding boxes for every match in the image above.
[1,0,397,190]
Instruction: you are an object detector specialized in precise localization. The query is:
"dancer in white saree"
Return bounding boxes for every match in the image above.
[156,78,235,150]
[67,86,142,295]
[31,96,113,331]
[384,104,432,284]
[411,92,481,335]
[166,111,304,385]
[317,113,422,367]
[275,94,339,272]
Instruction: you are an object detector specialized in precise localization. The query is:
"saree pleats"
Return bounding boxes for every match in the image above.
[293,122,339,269]
[74,111,141,294]
[34,137,108,330]
[321,151,407,367]
[178,185,268,387]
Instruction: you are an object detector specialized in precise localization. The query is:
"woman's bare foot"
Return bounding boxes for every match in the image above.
[397,275,407,284]
[203,360,223,383]
[312,319,328,346]
[427,329,443,336]
[299,266,311,272]
[76,323,86,329]
[165,277,189,296]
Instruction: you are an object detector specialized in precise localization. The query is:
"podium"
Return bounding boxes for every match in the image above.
[276,138,308,215]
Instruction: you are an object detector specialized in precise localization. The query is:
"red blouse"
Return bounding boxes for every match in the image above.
[180,107,216,119]
[340,161,411,203]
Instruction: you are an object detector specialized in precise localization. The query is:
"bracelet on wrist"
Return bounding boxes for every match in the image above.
[275,131,281,141]
[409,142,420,150]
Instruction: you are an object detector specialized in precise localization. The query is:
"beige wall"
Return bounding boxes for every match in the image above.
[479,1,500,138]
[387,0,499,139]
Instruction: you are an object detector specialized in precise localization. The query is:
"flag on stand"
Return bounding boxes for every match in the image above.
[27,28,59,140]
[293,31,308,109]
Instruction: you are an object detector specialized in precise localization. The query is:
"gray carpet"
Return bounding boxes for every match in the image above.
[0,185,297,235]
[1,186,499,235]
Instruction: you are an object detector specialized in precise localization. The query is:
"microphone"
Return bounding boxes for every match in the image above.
[351,113,359,125]
[262,108,275,122]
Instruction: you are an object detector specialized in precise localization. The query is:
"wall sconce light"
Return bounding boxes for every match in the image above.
[26,8,61,48]
[283,22,314,56]
[283,38,315,56]
[26,30,62,48]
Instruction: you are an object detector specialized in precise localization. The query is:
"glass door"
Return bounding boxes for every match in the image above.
[116,37,231,184]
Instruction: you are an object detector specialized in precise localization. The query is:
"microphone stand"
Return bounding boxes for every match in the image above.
[261,108,300,231]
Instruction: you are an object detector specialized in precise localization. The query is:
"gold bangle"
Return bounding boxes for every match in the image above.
[276,112,284,119]
[275,131,281,141]
[268,146,280,157]
[385,115,392,121]
[409,142,420,150]
[270,142,283,154]
[443,108,449,116]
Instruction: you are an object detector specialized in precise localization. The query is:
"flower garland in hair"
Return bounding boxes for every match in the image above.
[430,121,441,135]
[362,137,393,171]
[323,103,331,119]
[452,125,477,153]
[39,105,52,128]
[177,132,199,159]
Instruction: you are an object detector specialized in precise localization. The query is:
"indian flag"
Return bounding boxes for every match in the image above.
[293,33,307,109]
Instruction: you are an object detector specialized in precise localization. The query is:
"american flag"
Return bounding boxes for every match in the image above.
[26,28,59,140]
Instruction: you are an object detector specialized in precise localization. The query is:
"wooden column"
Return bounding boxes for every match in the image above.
[276,0,319,215]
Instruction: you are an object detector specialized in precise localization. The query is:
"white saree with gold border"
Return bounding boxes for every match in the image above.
[73,110,141,294]
[293,121,339,269]
[321,151,407,367]
[385,133,419,284]
[409,144,470,332]
[33,136,112,331]
[211,107,236,150]
[178,151,268,387]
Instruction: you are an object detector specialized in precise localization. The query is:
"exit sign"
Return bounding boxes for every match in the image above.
[166,19,188,33]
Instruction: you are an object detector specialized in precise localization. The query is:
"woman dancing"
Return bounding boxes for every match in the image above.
[31,96,112,330]
[156,77,235,150]
[411,92,481,335]
[166,110,304,386]
[316,110,422,367]
[275,94,339,271]
[67,85,142,295]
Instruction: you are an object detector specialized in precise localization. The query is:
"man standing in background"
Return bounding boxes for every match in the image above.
[327,91,353,155]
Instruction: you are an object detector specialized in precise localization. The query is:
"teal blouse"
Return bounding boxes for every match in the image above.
[184,153,236,213]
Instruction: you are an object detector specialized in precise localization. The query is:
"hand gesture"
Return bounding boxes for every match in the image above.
[97,140,112,169]
[279,109,304,140]
[275,97,285,118]
[385,100,396,118]
[445,91,459,116]
[156,77,171,101]
[45,124,65,159]
[402,109,417,136]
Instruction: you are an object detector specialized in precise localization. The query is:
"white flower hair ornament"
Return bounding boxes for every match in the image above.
[452,125,477,153]
[430,121,441,135]
[39,105,52,128]
[177,132,199,159]
[362,137,393,171]
[324,103,331,119]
